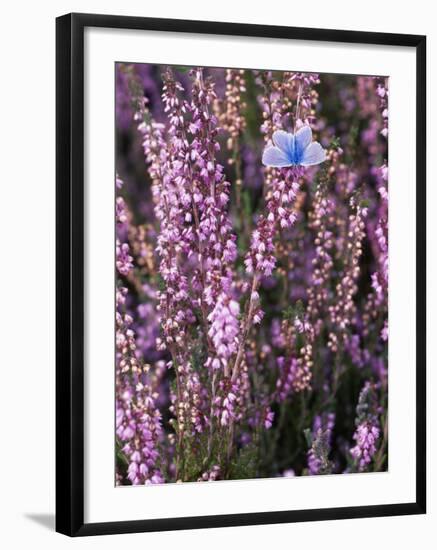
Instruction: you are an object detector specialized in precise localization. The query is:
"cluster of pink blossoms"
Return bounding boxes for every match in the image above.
[115,176,164,485]
[350,421,381,471]
[350,381,381,471]
[307,412,336,475]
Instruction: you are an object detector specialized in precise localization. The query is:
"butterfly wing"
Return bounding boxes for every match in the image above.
[300,142,326,166]
[262,145,292,168]
[272,130,294,154]
[294,125,312,154]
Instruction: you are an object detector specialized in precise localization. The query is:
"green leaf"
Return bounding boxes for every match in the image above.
[303,428,313,448]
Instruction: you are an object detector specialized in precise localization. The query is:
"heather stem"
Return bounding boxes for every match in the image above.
[231,274,259,382]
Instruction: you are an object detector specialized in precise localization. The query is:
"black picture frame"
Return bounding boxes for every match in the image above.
[56,12,426,537]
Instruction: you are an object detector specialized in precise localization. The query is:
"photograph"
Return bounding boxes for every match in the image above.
[115,63,389,485]
[0,2,431,546]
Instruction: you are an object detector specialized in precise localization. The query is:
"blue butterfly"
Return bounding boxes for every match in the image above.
[262,126,326,168]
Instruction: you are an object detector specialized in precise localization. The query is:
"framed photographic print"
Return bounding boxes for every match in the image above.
[56,13,426,536]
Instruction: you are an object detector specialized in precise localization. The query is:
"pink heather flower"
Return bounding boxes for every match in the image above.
[116,240,133,276]
[264,408,275,429]
[350,421,380,471]
[116,196,128,225]
[207,294,240,368]
[116,174,124,189]
[307,413,335,475]
[198,465,221,482]
[350,382,381,471]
